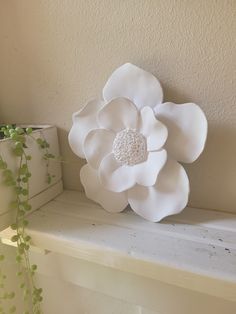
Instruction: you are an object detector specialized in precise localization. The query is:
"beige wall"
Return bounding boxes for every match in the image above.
[0,1,235,213]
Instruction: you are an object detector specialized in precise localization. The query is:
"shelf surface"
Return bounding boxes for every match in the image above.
[1,190,236,302]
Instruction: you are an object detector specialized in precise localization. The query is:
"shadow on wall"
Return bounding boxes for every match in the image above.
[186,123,236,212]
[57,127,86,192]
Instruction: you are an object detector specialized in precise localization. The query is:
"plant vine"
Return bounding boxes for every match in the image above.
[0,125,55,314]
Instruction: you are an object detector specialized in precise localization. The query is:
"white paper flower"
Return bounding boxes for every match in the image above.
[69,63,207,222]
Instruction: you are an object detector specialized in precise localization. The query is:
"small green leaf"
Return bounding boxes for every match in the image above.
[24,235,31,242]
[22,220,29,227]
[26,127,32,134]
[31,264,37,271]
[16,255,22,263]
[36,138,43,145]
[11,235,19,242]
[20,283,25,289]
[10,223,17,230]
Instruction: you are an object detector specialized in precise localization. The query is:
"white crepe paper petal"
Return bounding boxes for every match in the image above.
[133,150,167,186]
[98,97,138,132]
[81,164,128,212]
[139,106,168,151]
[103,63,163,110]
[155,102,208,163]
[128,159,189,222]
[84,129,115,169]
[99,153,136,193]
[68,99,105,158]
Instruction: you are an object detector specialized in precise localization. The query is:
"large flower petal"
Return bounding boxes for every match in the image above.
[139,106,168,151]
[154,102,208,163]
[98,97,138,132]
[99,153,136,193]
[84,129,115,169]
[68,99,105,158]
[81,164,128,213]
[128,159,189,222]
[132,150,167,186]
[103,63,163,110]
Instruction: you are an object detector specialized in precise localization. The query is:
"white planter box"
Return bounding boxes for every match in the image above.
[0,125,63,231]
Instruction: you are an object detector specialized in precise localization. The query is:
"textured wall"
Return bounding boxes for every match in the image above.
[0,1,235,212]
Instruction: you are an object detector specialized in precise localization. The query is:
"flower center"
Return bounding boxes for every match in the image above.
[112,129,147,166]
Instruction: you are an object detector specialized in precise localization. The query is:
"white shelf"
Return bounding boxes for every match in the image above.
[1,190,236,302]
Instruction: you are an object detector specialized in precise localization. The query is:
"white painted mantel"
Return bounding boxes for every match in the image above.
[1,190,236,314]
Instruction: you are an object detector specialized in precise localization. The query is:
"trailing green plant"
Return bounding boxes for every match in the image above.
[0,125,55,314]
[0,254,16,314]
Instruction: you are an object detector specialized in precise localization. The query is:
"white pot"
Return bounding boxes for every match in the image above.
[0,125,63,231]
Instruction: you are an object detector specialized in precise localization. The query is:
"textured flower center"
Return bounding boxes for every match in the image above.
[112,129,147,166]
